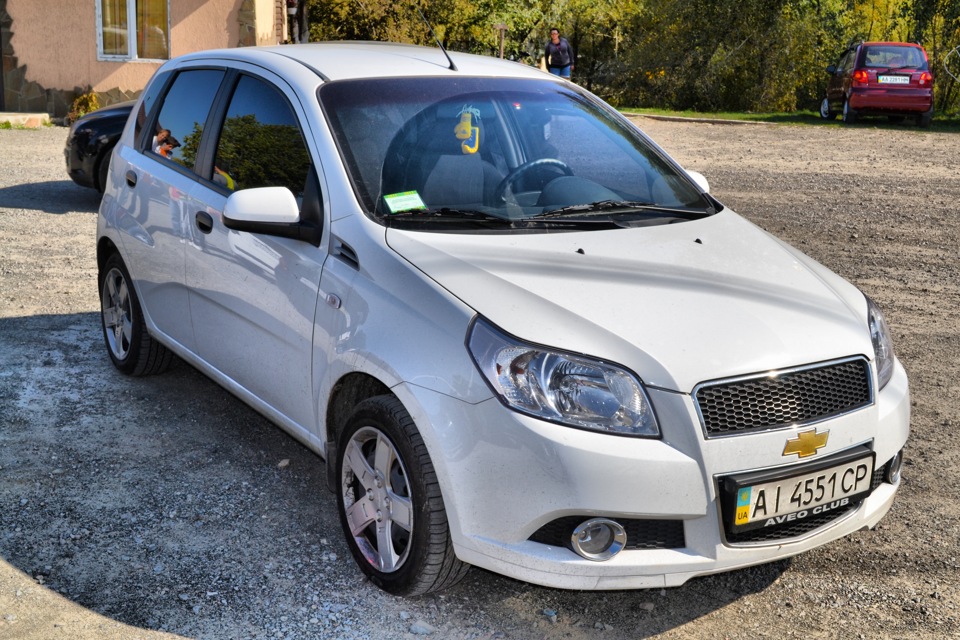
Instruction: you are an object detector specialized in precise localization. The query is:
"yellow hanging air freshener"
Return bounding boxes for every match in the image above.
[454,106,480,154]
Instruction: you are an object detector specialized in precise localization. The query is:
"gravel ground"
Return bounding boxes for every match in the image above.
[1,120,958,640]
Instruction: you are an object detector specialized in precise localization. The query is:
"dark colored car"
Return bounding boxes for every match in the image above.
[64,100,134,192]
[820,42,933,127]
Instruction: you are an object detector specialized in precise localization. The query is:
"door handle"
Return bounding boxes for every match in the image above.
[195,211,214,234]
[125,170,137,187]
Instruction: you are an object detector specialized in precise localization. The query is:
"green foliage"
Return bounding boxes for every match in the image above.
[303,0,960,115]
[68,89,101,123]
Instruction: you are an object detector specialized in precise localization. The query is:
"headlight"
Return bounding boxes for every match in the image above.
[467,318,660,437]
[866,296,895,389]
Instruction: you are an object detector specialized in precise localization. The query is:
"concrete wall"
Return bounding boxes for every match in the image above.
[1,0,285,118]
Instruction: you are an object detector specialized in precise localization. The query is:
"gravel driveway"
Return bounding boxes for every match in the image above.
[1,120,958,639]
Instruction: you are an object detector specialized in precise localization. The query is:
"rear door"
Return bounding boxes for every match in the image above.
[183,66,327,436]
[114,67,226,352]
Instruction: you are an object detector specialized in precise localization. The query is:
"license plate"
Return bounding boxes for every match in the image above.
[878,75,910,85]
[726,451,874,533]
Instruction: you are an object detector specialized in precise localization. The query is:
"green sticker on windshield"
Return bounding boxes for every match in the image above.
[384,191,426,214]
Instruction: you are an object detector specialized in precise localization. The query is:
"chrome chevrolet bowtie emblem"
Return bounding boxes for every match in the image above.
[783,429,829,458]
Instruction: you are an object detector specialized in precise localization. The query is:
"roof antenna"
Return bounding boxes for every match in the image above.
[416,7,457,71]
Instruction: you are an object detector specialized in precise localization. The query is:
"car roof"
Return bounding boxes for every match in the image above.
[173,41,551,83]
[860,41,924,48]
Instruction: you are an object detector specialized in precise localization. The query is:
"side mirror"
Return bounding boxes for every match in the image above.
[223,186,320,245]
[826,64,837,75]
[686,170,710,194]
[224,186,299,223]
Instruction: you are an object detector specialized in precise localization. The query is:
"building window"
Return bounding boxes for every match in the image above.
[97,0,169,61]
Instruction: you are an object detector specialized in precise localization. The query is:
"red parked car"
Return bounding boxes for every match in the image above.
[820,42,934,127]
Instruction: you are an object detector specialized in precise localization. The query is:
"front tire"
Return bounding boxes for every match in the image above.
[99,253,173,376]
[336,395,468,596]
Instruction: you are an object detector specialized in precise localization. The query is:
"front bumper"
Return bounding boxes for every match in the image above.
[397,359,910,590]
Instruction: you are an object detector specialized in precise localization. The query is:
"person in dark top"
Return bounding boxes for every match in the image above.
[544,28,575,78]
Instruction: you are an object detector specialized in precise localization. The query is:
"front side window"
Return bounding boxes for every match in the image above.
[210,75,312,195]
[98,0,169,61]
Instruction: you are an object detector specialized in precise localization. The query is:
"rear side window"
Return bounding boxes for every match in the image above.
[134,69,172,142]
[151,69,226,170]
[840,51,856,74]
[210,75,312,196]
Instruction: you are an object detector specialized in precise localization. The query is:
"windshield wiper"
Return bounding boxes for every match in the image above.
[536,200,710,219]
[381,206,628,230]
[381,207,516,227]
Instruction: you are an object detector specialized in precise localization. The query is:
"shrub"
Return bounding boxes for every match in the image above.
[68,90,101,123]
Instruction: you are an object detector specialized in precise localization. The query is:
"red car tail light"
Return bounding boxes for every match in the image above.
[919,71,933,86]
[852,69,869,86]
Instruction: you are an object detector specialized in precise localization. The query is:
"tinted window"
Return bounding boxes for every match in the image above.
[211,75,312,196]
[862,45,926,70]
[134,69,173,142]
[841,51,856,74]
[151,69,225,170]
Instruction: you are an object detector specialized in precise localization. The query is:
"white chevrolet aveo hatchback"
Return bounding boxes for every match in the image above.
[97,42,910,596]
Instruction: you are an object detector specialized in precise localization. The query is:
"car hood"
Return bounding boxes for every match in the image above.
[385,210,872,393]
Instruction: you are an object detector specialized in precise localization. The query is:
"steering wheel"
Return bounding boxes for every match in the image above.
[494,158,573,202]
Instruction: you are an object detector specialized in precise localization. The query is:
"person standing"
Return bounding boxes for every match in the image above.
[544,28,575,78]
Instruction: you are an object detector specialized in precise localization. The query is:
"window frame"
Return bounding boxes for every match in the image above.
[96,0,171,62]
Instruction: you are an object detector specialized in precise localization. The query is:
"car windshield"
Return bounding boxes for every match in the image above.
[863,45,927,70]
[319,77,712,230]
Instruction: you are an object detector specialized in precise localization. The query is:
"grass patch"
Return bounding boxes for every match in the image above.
[622,108,818,124]
[0,122,12,130]
[622,107,960,130]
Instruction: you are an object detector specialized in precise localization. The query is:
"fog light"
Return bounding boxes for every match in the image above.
[886,450,903,484]
[570,518,626,561]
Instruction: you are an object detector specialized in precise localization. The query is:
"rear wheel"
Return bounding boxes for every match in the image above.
[336,395,468,596]
[99,253,173,376]
[842,99,858,124]
[819,97,836,120]
[917,109,933,128]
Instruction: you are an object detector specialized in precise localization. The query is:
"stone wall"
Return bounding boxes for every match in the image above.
[1,0,97,118]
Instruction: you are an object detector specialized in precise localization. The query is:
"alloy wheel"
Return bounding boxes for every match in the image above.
[341,426,414,573]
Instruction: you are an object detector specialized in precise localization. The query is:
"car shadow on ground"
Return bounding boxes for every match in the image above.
[1,311,788,639]
[0,180,101,215]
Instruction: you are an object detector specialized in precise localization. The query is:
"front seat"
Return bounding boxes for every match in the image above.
[382,107,503,210]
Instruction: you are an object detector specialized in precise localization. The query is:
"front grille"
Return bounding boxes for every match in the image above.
[695,357,872,437]
[724,457,891,544]
[530,516,685,550]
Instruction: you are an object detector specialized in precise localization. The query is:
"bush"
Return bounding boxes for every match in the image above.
[68,90,101,123]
